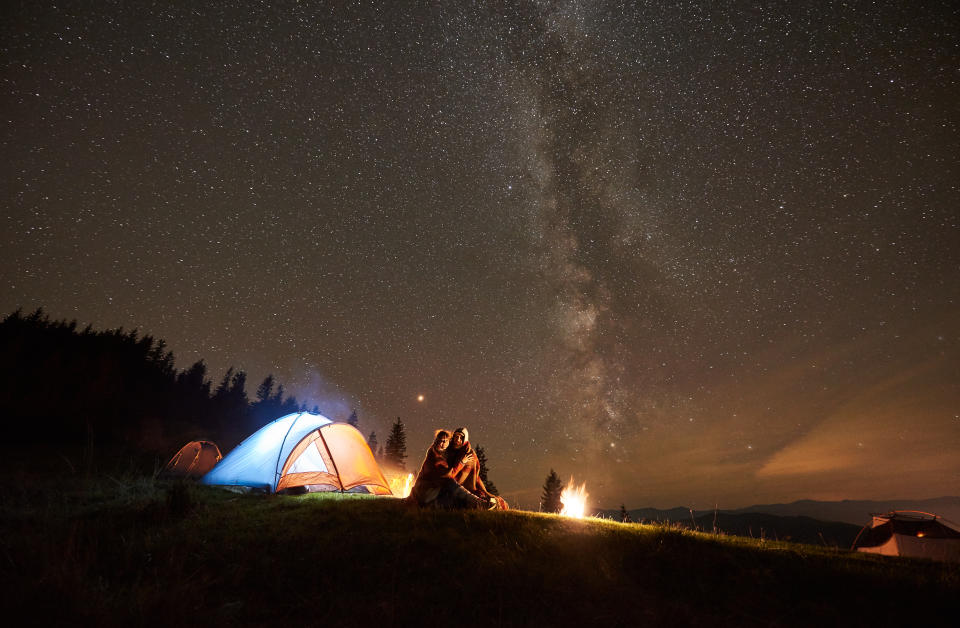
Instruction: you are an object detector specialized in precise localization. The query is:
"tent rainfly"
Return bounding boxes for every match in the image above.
[201,412,392,495]
[162,440,222,478]
[852,511,960,563]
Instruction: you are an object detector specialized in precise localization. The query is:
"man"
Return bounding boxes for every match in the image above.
[446,427,509,510]
[409,429,487,509]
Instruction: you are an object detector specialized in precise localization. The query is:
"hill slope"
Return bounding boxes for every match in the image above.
[601,507,862,546]
[1,478,957,627]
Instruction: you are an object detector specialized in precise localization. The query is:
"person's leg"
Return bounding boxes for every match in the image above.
[440,478,485,509]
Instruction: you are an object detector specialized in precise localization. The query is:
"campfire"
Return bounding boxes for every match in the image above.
[560,478,589,519]
[389,473,414,498]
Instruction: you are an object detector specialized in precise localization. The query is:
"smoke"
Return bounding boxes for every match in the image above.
[286,368,354,421]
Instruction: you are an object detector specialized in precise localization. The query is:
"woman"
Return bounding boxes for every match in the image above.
[446,427,509,510]
[409,429,453,506]
[409,429,486,509]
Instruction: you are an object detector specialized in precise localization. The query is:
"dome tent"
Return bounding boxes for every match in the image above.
[201,411,392,495]
[852,511,960,563]
[161,440,222,478]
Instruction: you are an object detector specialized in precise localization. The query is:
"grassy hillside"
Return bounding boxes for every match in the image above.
[689,512,862,547]
[1,471,957,627]
[601,507,863,547]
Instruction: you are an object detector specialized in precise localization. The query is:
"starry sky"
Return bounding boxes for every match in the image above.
[3,1,958,510]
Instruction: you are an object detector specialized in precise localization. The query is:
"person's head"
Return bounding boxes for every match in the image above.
[433,429,451,451]
[452,427,469,448]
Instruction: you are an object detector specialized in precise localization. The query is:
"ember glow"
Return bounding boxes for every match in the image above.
[388,473,414,498]
[560,478,589,519]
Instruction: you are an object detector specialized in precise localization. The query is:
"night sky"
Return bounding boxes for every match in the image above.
[3,1,958,510]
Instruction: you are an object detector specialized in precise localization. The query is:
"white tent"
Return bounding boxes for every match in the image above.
[201,412,392,495]
[853,511,960,563]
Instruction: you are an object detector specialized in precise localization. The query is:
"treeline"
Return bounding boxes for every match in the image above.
[0,309,311,453]
[0,308,504,492]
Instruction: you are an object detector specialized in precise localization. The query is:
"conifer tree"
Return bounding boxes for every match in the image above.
[177,360,211,397]
[620,504,631,523]
[228,370,248,406]
[367,431,379,457]
[214,367,235,399]
[383,417,407,471]
[148,338,175,376]
[212,367,250,434]
[281,394,300,415]
[175,359,211,427]
[541,469,564,513]
[255,374,275,403]
[347,409,359,429]
[249,374,280,429]
[475,445,499,495]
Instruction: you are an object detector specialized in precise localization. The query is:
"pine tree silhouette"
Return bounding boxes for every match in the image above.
[541,469,564,513]
[255,374,275,404]
[383,417,407,472]
[214,367,235,399]
[475,445,499,495]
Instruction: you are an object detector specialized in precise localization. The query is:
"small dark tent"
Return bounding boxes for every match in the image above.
[852,511,960,563]
[162,440,223,478]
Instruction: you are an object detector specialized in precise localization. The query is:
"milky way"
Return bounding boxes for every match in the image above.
[2,1,958,508]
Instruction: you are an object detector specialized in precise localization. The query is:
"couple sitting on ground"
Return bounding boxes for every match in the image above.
[408,427,509,511]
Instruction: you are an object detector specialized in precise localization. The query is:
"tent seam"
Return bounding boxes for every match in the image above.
[318,428,344,492]
[274,412,303,492]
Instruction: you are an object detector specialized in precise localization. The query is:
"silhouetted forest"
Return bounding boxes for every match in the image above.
[0,309,308,456]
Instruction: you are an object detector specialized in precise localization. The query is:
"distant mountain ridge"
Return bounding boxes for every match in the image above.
[603,496,960,527]
[594,497,960,547]
[722,496,960,526]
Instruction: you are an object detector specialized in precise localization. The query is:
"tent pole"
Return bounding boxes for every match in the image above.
[274,412,303,492]
[319,428,344,493]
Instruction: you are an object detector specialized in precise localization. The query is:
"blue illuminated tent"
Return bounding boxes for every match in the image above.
[201,412,393,495]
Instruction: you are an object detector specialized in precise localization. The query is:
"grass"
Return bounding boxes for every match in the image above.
[1,466,958,627]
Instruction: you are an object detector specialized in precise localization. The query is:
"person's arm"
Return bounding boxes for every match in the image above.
[446,449,468,477]
[430,450,452,476]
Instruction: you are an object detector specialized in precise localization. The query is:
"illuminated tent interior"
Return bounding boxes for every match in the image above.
[852,511,960,563]
[201,412,392,495]
[161,440,222,478]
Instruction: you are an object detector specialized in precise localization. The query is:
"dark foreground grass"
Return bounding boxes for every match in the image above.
[1,473,957,627]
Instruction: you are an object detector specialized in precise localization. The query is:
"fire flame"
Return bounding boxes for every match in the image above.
[560,478,589,519]
[389,473,414,498]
